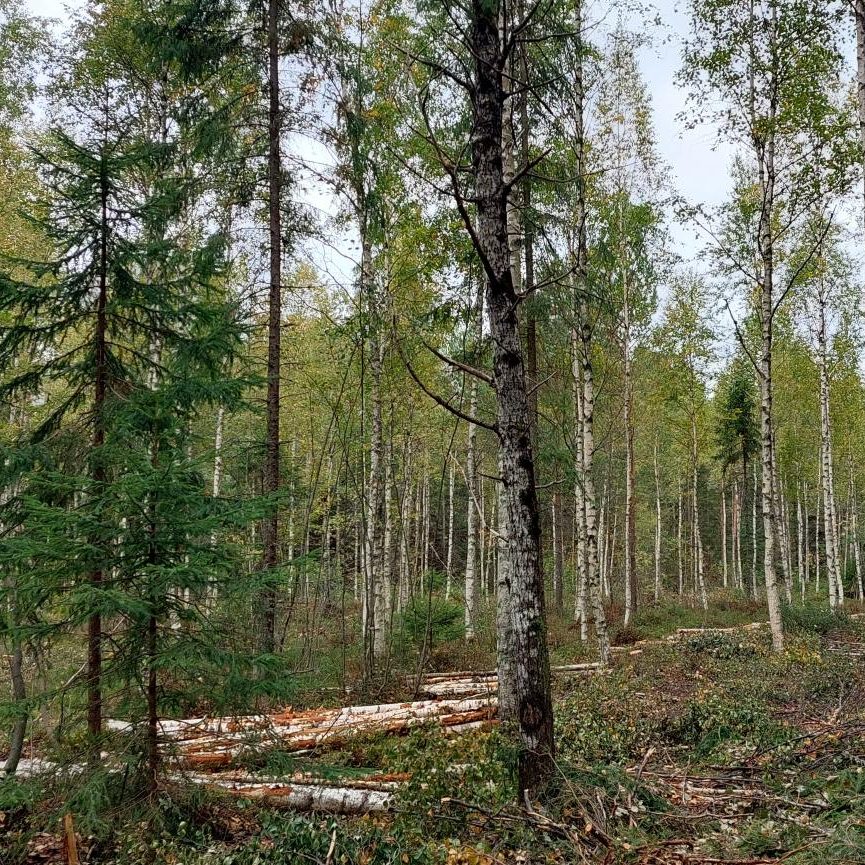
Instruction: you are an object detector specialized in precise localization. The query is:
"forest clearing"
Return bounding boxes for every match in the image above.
[6,602,865,863]
[5,0,865,861]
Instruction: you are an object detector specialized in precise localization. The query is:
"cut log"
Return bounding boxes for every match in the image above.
[190,777,393,814]
[108,696,498,769]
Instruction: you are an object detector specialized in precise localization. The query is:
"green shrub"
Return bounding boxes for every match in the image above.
[393,595,464,657]
[663,691,786,756]
[684,632,758,659]
[781,603,848,635]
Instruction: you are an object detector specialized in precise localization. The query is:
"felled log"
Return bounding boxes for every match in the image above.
[411,662,603,698]
[676,622,766,636]
[108,696,498,770]
[191,776,393,814]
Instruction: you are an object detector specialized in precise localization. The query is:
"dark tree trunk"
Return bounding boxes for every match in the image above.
[260,0,282,653]
[3,638,26,775]
[87,154,110,744]
[469,0,553,795]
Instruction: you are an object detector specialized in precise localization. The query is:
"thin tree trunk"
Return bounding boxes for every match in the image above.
[677,475,684,598]
[802,481,811,603]
[623,283,636,625]
[446,461,455,599]
[721,475,728,589]
[654,441,661,602]
[752,460,759,598]
[552,493,564,612]
[691,417,708,610]
[87,156,110,743]
[3,525,27,776]
[756,102,784,650]
[816,478,822,593]
[855,0,865,242]
[464,283,482,639]
[259,0,283,654]
[797,482,804,599]
[818,291,842,609]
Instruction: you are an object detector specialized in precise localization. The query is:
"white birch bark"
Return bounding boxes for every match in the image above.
[464,284,482,639]
[818,291,842,608]
[691,417,708,610]
[446,461,455,599]
[677,475,684,598]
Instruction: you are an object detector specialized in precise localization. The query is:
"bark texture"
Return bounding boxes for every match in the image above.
[468,0,554,793]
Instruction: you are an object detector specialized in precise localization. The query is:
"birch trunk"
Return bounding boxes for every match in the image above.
[691,417,708,610]
[752,460,759,598]
[756,106,784,650]
[446,462,455,599]
[623,279,637,626]
[464,282,482,639]
[796,483,804,598]
[677,476,684,598]
[469,0,553,791]
[818,291,842,608]
[855,0,865,241]
[364,234,386,670]
[572,333,588,638]
[804,481,810,590]
[568,0,604,659]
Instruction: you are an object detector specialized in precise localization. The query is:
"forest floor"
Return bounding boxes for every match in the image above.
[4,598,865,864]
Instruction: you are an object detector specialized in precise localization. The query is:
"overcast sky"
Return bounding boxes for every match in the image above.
[28,0,861,354]
[23,0,735,228]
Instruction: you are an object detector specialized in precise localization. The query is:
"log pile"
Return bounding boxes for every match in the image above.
[411,662,604,698]
[108,696,498,770]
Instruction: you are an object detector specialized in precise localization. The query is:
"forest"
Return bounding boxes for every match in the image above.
[4,0,865,862]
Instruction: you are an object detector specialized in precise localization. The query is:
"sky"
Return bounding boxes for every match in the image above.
[22,0,736,243]
[26,0,860,364]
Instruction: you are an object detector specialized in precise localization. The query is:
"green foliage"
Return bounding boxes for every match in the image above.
[715,354,759,472]
[781,603,848,635]
[683,632,758,659]
[557,674,654,764]
[663,691,786,756]
[394,595,465,657]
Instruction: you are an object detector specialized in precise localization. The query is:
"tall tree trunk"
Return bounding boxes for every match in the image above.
[677,475,684,598]
[796,482,804,598]
[772,445,792,603]
[756,114,784,651]
[3,540,26,776]
[818,291,842,609]
[495,474,516,720]
[571,331,588,641]
[654,441,662,602]
[364,234,386,671]
[623,280,636,625]
[721,476,728,589]
[469,0,553,792]
[446,462,455,599]
[552,493,564,612]
[855,0,865,242]
[752,460,759,598]
[259,0,283,654]
[464,283,482,639]
[87,156,110,743]
[803,481,810,591]
[691,417,708,610]
[733,473,742,589]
